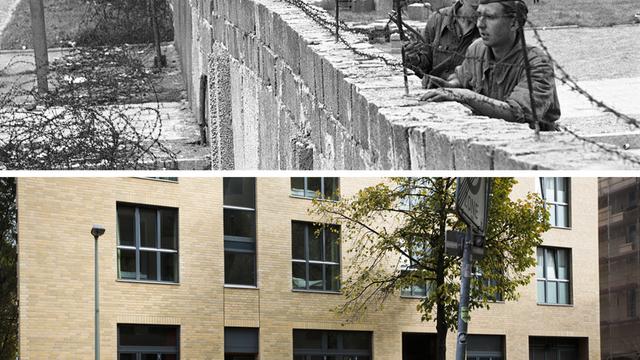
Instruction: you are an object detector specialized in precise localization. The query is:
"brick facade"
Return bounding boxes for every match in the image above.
[18,177,600,359]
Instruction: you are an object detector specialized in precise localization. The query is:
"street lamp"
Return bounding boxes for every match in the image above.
[91,225,105,360]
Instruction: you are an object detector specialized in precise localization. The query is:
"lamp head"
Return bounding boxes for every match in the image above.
[91,224,105,238]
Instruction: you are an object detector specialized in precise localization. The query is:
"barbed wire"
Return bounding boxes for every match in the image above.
[0,45,177,170]
[526,20,640,129]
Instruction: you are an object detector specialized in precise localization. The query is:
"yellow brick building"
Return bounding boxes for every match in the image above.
[17,177,600,359]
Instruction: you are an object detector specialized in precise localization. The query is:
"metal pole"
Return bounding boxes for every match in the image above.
[335,0,339,42]
[455,226,473,360]
[94,234,100,360]
[395,0,409,95]
[28,0,48,94]
[150,0,163,68]
[519,27,540,139]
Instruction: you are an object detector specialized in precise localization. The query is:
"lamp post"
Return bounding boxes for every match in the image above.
[91,225,105,360]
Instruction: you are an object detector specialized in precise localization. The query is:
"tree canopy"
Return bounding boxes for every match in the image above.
[0,177,17,360]
[311,177,549,360]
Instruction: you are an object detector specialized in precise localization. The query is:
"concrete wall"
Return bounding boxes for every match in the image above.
[170,0,637,170]
[18,177,600,359]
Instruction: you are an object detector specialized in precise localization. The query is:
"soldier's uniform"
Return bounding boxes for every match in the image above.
[454,38,560,130]
[406,1,480,78]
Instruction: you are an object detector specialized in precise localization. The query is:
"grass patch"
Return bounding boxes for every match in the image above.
[331,0,638,27]
[0,0,173,50]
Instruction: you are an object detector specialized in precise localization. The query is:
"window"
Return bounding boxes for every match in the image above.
[629,288,637,318]
[292,222,340,292]
[117,204,178,283]
[400,240,433,298]
[540,178,570,227]
[529,337,582,360]
[627,224,637,244]
[224,178,256,286]
[472,267,502,302]
[291,177,339,200]
[293,330,371,360]
[225,327,258,360]
[117,324,179,360]
[467,335,504,360]
[628,189,637,208]
[536,247,571,305]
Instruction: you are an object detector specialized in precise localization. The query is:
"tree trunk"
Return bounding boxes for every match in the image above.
[436,254,447,360]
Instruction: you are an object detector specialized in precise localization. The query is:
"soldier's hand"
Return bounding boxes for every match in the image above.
[421,74,449,89]
[420,88,474,103]
[403,42,428,67]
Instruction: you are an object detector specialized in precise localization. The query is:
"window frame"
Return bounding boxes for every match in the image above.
[223,178,257,287]
[291,221,341,293]
[400,239,433,299]
[292,329,372,359]
[117,324,180,360]
[536,247,572,305]
[290,177,340,200]
[116,203,179,284]
[540,177,571,229]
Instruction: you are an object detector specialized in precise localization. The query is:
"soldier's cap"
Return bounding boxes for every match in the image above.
[478,0,528,24]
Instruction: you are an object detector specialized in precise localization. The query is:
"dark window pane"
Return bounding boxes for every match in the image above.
[292,262,306,289]
[225,252,256,286]
[326,264,340,291]
[343,332,371,350]
[118,249,137,280]
[327,331,339,349]
[292,222,306,260]
[307,178,321,197]
[291,178,305,197]
[224,209,256,238]
[293,330,323,349]
[161,354,177,360]
[142,355,159,360]
[160,209,178,250]
[140,208,158,248]
[119,354,136,360]
[325,227,340,263]
[324,178,339,200]
[118,324,178,347]
[309,225,322,261]
[140,251,158,281]
[308,263,324,290]
[117,206,135,246]
[161,253,178,282]
[224,178,256,208]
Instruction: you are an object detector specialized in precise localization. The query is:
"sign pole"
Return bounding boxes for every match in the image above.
[455,226,473,360]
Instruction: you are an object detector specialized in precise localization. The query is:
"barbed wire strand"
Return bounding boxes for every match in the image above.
[282,0,640,165]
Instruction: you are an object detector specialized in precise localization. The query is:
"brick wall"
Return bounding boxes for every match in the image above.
[18,177,601,359]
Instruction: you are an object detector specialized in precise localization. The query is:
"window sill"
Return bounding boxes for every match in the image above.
[549,225,572,230]
[134,177,179,183]
[224,284,259,290]
[400,295,427,299]
[536,302,573,307]
[289,195,339,202]
[292,289,342,295]
[116,279,180,286]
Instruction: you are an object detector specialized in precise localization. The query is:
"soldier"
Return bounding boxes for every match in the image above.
[403,0,481,79]
[419,0,560,131]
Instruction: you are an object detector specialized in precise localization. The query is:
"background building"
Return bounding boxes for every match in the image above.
[599,178,640,359]
[17,177,600,359]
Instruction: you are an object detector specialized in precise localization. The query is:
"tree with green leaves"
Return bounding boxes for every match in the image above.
[0,178,17,360]
[311,177,549,360]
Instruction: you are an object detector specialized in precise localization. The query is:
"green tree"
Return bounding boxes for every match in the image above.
[311,177,549,360]
[0,178,17,360]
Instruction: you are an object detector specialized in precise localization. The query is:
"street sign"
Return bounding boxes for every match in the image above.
[455,178,491,234]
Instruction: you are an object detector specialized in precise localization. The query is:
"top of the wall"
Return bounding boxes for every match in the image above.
[205,0,639,170]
